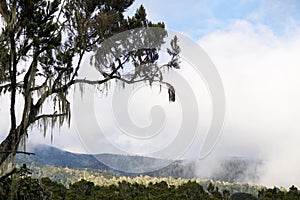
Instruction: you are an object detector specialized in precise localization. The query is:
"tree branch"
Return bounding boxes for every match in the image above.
[35,112,66,122]
[9,27,18,130]
[29,77,49,92]
[0,0,10,23]
[0,82,23,92]
[0,151,35,155]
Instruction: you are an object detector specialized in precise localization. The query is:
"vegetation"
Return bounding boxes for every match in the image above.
[15,144,264,184]
[1,1,299,199]
[0,0,180,166]
[5,163,265,197]
[14,144,198,179]
[258,186,300,200]
[213,157,261,183]
[0,165,299,199]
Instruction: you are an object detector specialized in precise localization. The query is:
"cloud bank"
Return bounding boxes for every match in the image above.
[1,0,300,188]
[198,19,300,187]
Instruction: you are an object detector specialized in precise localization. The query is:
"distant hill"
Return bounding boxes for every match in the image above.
[212,157,262,183]
[17,145,109,170]
[16,144,261,182]
[15,144,195,178]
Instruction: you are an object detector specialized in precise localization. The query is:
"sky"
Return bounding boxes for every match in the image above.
[123,0,300,187]
[1,0,300,188]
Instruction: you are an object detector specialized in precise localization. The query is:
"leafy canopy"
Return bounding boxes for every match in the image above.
[0,0,180,165]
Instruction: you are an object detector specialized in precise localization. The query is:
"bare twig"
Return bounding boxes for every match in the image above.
[0,151,35,155]
[35,112,66,121]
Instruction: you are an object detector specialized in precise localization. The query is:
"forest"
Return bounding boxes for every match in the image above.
[1,0,300,199]
[0,164,299,200]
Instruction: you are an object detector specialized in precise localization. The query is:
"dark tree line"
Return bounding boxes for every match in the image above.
[2,165,299,200]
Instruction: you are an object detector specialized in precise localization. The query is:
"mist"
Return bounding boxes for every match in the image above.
[197,19,300,188]
[1,2,300,189]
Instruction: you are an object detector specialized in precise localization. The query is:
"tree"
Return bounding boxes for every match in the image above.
[177,180,208,199]
[231,192,258,200]
[0,0,180,166]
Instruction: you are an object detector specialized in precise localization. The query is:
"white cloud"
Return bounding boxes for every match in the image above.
[1,0,300,187]
[198,19,300,187]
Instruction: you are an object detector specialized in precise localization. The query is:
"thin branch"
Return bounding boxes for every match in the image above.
[0,168,17,182]
[70,50,85,82]
[75,76,170,87]
[0,164,33,182]
[73,77,113,85]
[0,82,23,88]
[0,151,35,155]
[0,83,11,90]
[29,77,49,92]
[35,112,66,122]
[107,56,131,77]
[0,0,10,23]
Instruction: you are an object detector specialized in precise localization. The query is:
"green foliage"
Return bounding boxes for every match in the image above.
[231,192,258,200]
[0,0,180,166]
[177,180,208,199]
[11,160,266,197]
[1,166,300,200]
[258,185,300,200]
[0,165,47,199]
[65,179,95,200]
[40,177,67,200]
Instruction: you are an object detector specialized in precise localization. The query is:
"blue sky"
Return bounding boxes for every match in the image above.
[1,0,300,187]
[124,0,300,187]
[127,0,300,38]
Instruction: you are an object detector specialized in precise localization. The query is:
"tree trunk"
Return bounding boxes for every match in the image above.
[0,127,23,165]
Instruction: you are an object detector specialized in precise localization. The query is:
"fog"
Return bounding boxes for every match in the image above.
[1,1,300,188]
[197,20,300,188]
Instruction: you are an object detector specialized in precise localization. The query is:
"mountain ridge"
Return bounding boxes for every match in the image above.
[16,144,194,178]
[16,144,262,183]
